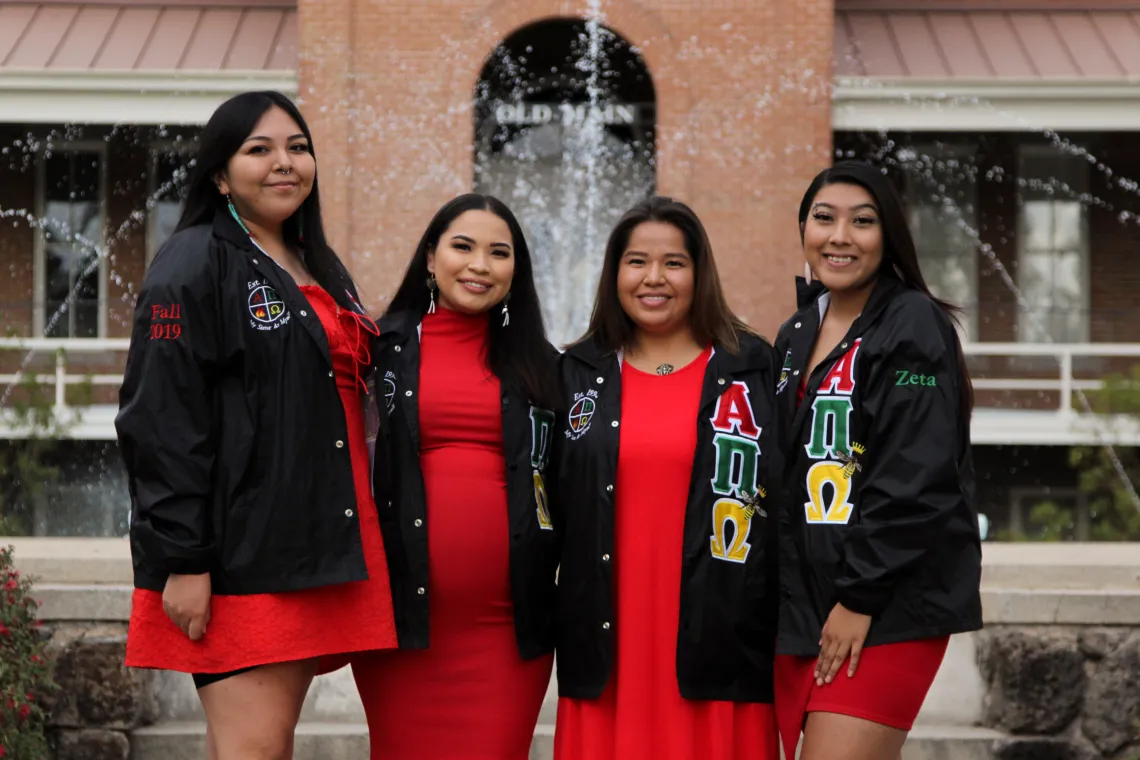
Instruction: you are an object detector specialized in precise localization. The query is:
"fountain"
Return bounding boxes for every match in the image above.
[0,0,1134,545]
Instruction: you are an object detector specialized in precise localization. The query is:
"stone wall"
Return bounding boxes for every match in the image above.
[42,622,156,760]
[977,626,1140,760]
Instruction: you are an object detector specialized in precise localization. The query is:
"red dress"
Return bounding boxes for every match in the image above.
[555,349,779,760]
[350,307,553,760]
[125,285,398,673]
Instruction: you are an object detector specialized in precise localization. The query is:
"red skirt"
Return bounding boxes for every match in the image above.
[774,637,949,759]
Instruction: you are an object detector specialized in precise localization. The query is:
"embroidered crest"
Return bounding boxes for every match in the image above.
[803,339,862,526]
[565,389,598,441]
[530,407,555,531]
[247,280,290,331]
[708,381,762,564]
[776,349,793,395]
[383,370,397,415]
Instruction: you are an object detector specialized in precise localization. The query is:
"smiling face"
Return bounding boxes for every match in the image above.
[216,105,315,229]
[616,220,694,335]
[801,181,885,295]
[427,209,515,315]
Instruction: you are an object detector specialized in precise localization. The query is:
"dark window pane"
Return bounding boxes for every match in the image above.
[41,151,103,338]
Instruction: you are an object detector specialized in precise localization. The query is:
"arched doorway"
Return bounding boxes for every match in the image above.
[474,18,656,345]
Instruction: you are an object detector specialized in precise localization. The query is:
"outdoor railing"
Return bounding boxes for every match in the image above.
[0,338,1138,430]
[0,337,131,413]
[963,342,1140,416]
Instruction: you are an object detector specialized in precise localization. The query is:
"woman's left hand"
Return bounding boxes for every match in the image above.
[815,602,872,686]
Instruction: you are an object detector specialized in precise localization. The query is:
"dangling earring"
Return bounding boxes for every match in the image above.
[426,275,437,314]
[501,292,511,327]
[226,194,251,236]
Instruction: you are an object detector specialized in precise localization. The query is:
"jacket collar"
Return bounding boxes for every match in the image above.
[378,309,422,344]
[565,331,766,375]
[796,276,827,309]
[564,334,613,370]
[212,206,260,252]
[791,274,905,329]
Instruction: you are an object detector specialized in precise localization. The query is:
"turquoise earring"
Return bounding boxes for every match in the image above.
[226,194,251,236]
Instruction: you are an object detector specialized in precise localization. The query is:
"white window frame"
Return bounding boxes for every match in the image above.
[1015,144,1091,344]
[1009,486,1089,541]
[33,141,109,339]
[899,142,980,341]
[146,139,197,266]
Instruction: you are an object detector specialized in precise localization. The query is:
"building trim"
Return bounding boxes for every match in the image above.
[835,0,1140,10]
[0,70,298,125]
[7,0,295,7]
[833,78,1140,131]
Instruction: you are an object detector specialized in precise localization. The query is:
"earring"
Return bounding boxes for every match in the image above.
[226,194,251,236]
[426,275,437,314]
[501,292,510,327]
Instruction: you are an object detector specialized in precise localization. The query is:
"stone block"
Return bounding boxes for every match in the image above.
[1082,632,1140,756]
[978,628,1086,734]
[54,729,130,760]
[50,625,157,730]
[1077,627,1130,661]
[993,737,1096,760]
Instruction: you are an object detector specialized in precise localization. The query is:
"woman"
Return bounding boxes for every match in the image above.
[552,196,782,760]
[773,160,982,760]
[116,91,397,758]
[350,193,562,760]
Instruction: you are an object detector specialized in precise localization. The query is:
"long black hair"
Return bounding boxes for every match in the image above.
[798,160,974,416]
[387,193,561,410]
[576,196,753,353]
[176,90,359,311]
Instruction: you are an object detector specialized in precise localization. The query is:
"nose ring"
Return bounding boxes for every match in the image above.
[274,165,291,175]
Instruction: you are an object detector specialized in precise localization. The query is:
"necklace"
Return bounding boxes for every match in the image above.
[655,364,675,376]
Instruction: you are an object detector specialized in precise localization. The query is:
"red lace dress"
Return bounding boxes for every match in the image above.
[125,284,398,673]
[554,349,779,760]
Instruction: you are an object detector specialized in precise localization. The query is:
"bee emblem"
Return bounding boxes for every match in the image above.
[741,486,768,520]
[837,442,866,479]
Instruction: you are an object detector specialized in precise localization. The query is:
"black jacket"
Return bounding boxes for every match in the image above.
[773,276,983,657]
[552,332,782,702]
[374,310,560,659]
[117,211,376,595]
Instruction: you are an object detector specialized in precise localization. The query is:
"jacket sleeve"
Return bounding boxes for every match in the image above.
[115,236,222,576]
[834,297,965,616]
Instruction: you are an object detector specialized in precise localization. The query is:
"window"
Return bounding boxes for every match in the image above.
[147,144,195,264]
[1016,146,1090,343]
[897,144,979,340]
[36,147,106,338]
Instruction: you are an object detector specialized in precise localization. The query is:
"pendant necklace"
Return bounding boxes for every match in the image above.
[655,364,675,376]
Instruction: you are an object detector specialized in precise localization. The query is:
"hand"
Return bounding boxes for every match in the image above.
[815,602,872,686]
[163,573,212,641]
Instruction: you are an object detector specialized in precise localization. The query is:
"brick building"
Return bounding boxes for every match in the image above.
[1,0,1139,538]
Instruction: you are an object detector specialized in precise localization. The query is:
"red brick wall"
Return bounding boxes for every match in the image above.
[105,137,149,339]
[298,0,835,337]
[1089,133,1140,342]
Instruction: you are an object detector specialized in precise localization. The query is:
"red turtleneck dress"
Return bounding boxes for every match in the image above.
[350,307,553,760]
[554,350,778,760]
[125,285,398,673]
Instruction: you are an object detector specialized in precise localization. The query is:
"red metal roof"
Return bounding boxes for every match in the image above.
[0,3,297,70]
[837,9,1140,79]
